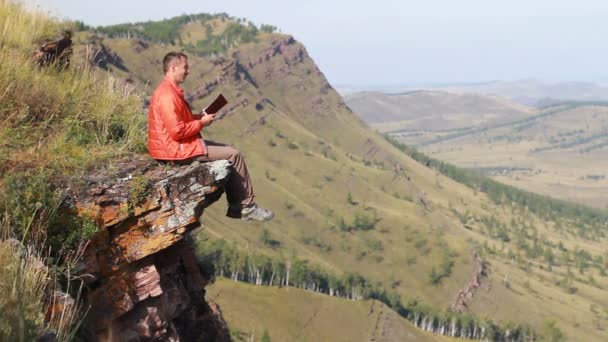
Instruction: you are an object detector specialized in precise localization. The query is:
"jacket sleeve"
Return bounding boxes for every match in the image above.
[158,95,203,141]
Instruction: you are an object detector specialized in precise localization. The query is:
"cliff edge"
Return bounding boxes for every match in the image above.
[62,156,232,341]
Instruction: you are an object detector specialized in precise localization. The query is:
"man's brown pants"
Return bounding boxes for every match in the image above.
[168,140,255,209]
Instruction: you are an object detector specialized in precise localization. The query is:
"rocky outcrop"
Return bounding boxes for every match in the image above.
[451,250,489,313]
[84,39,129,72]
[186,36,315,103]
[186,58,244,102]
[243,36,302,70]
[242,36,322,86]
[63,156,232,341]
[132,39,150,53]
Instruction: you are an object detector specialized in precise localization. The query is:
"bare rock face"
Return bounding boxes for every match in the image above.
[84,39,129,72]
[64,156,232,341]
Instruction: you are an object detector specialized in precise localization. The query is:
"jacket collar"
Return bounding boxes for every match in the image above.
[163,76,191,111]
[163,76,184,97]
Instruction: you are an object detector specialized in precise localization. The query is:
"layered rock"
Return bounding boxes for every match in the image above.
[451,250,489,313]
[63,156,231,341]
[84,38,129,72]
[186,35,315,103]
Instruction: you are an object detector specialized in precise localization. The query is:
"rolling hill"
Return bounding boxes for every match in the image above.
[345,90,533,134]
[432,80,608,106]
[342,79,608,106]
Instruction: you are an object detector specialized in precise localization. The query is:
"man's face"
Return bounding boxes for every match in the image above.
[172,57,190,83]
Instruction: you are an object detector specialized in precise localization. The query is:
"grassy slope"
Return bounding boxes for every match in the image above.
[449,202,608,341]
[207,278,458,342]
[84,23,608,341]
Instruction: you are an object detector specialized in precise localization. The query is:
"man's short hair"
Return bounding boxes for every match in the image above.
[162,52,188,74]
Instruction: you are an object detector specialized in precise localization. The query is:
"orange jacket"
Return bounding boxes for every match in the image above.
[148,78,206,160]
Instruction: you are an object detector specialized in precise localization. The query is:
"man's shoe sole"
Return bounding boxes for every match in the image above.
[241,212,274,222]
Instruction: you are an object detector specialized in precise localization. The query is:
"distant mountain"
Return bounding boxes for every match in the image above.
[345,90,533,133]
[435,80,608,106]
[351,80,608,106]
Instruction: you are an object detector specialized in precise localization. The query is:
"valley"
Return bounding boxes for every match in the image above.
[348,92,608,209]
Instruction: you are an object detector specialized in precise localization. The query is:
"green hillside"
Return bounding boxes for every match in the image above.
[207,278,458,342]
[1,3,607,340]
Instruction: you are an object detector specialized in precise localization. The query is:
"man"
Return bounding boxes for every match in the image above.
[148,51,274,222]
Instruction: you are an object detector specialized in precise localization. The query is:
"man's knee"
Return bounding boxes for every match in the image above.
[226,146,241,161]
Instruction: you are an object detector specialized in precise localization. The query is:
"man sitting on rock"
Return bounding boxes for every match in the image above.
[148,51,274,222]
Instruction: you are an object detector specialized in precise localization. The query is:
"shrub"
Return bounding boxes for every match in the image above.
[347,192,357,205]
[259,229,280,249]
[338,211,380,232]
[429,253,454,285]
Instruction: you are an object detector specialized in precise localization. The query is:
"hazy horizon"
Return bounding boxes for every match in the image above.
[34,0,608,87]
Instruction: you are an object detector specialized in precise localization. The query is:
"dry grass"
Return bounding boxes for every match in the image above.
[0,0,61,50]
[0,238,83,341]
[0,1,144,339]
[0,0,146,241]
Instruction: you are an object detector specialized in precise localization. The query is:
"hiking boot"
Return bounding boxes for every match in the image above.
[241,204,274,222]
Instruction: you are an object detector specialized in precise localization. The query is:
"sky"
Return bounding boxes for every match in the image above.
[33,0,608,87]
